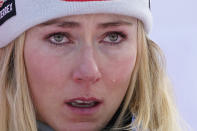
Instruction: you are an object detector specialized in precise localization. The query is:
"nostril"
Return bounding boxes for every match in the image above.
[75,75,101,83]
[72,71,101,84]
[95,77,101,82]
[75,78,83,82]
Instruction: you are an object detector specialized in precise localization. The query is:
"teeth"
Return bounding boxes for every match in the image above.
[74,100,94,104]
[68,100,98,108]
[75,100,84,104]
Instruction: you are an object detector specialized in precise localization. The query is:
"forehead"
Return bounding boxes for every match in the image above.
[41,14,137,25]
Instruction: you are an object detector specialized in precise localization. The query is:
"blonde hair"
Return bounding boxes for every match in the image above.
[0,21,184,131]
[113,21,185,131]
[0,33,37,131]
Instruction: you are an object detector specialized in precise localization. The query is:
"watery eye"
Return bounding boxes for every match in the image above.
[103,32,126,44]
[49,33,70,45]
[108,33,119,41]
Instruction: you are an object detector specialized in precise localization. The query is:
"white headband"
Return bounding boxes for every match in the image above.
[0,0,152,48]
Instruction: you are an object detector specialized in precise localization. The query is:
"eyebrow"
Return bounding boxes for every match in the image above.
[40,20,133,29]
[40,20,80,28]
[98,21,133,28]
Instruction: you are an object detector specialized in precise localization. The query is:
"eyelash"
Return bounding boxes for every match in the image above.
[46,32,72,46]
[46,31,127,46]
[100,31,127,45]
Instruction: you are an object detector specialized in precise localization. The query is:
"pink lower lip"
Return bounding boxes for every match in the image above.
[64,97,102,115]
[65,103,101,115]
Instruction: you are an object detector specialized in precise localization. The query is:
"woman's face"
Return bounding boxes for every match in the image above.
[24,14,137,131]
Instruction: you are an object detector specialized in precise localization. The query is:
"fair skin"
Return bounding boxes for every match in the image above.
[24,14,138,131]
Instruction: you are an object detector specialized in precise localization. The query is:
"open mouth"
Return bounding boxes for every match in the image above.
[65,97,102,109]
[65,97,102,115]
[67,100,100,108]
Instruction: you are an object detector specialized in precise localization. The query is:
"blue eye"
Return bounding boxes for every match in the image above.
[47,32,71,45]
[102,32,127,45]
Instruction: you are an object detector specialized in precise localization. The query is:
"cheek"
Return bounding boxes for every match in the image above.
[25,53,59,86]
[24,46,74,119]
[112,57,135,84]
[101,51,137,88]
[100,53,137,117]
[24,44,72,97]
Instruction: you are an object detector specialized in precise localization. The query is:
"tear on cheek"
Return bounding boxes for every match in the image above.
[108,57,136,85]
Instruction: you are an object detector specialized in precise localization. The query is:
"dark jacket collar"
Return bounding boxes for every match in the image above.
[37,121,54,131]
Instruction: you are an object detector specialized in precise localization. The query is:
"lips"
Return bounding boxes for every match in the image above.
[65,97,101,109]
[67,100,99,108]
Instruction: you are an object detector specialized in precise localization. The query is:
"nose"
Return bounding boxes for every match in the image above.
[72,47,101,85]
